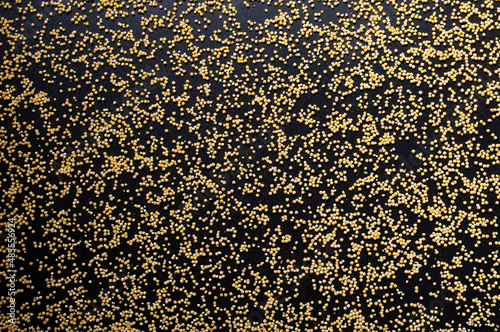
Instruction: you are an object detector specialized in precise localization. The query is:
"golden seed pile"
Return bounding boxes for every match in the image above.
[1,0,500,331]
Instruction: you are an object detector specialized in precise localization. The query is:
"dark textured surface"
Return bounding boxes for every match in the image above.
[1,0,500,331]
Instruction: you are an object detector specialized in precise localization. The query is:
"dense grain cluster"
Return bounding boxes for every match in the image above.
[1,0,500,331]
